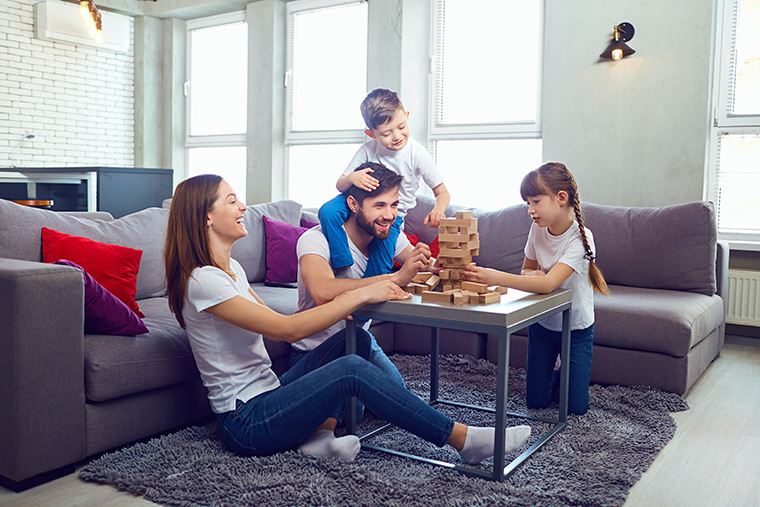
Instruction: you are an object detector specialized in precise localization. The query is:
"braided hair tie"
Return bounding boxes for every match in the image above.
[584,251,596,262]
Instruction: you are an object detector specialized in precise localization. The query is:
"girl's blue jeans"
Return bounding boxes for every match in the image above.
[318,193,403,277]
[217,329,454,457]
[526,322,594,415]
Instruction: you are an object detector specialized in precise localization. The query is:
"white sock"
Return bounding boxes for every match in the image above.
[457,425,532,464]
[298,429,361,462]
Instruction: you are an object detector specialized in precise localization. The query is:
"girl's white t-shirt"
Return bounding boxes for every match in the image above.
[524,221,596,332]
[182,259,280,414]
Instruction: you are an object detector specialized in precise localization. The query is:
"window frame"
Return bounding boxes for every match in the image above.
[283,0,368,203]
[707,0,760,249]
[185,11,248,153]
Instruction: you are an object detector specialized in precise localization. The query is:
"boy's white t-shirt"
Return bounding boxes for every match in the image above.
[344,137,444,216]
[524,221,596,332]
[183,259,280,414]
[293,224,410,352]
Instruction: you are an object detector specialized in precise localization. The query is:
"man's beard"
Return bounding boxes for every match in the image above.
[356,206,392,240]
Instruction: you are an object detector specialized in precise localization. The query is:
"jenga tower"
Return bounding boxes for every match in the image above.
[436,211,479,291]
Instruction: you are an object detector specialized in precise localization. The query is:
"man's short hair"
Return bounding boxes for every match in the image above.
[344,162,403,206]
[360,88,405,131]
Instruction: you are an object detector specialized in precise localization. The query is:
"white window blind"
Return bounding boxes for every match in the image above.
[710,0,760,243]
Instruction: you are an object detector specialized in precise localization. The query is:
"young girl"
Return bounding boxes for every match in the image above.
[164,174,531,464]
[461,162,608,415]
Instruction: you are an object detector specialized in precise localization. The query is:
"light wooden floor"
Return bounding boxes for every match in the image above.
[1,337,758,507]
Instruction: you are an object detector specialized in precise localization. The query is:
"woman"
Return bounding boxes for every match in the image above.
[164,174,531,463]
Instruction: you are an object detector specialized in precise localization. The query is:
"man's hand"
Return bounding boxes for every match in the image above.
[348,168,379,192]
[391,242,432,287]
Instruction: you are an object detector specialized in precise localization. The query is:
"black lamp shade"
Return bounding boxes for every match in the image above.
[600,40,636,60]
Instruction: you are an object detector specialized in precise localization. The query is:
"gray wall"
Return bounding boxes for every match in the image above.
[541,0,714,207]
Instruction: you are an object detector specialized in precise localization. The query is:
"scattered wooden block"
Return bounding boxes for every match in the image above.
[421,291,453,303]
[462,281,489,293]
[475,291,501,305]
[425,275,440,290]
[489,285,509,294]
[412,272,434,283]
[406,283,428,294]
[452,292,464,305]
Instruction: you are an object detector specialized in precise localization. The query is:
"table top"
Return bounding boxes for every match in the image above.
[353,288,571,330]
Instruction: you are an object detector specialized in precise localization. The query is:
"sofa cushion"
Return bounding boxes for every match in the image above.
[263,215,310,283]
[0,199,169,300]
[583,202,717,295]
[84,297,198,402]
[44,228,144,317]
[593,285,725,357]
[231,200,304,283]
[55,260,148,336]
[406,195,532,274]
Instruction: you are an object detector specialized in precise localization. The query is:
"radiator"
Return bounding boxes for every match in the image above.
[726,269,760,327]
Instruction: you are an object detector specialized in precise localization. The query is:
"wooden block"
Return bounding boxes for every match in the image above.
[449,269,461,280]
[475,291,501,305]
[489,285,509,294]
[442,283,455,292]
[438,269,450,280]
[439,247,472,258]
[412,271,433,283]
[439,217,477,228]
[455,210,474,220]
[471,248,480,257]
[421,291,453,303]
[462,239,480,251]
[425,275,440,290]
[462,281,489,293]
[439,256,472,267]
[407,283,428,294]
[452,292,464,305]
[438,232,479,243]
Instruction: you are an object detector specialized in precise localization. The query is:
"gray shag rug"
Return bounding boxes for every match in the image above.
[80,354,689,507]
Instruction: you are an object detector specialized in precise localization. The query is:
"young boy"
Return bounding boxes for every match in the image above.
[318,88,450,278]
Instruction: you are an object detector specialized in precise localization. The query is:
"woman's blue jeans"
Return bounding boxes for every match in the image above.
[217,329,454,457]
[526,322,594,415]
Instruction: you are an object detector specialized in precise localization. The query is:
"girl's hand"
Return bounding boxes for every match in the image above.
[348,168,380,192]
[461,263,499,286]
[423,209,445,228]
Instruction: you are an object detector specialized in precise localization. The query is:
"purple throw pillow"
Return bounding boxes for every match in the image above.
[300,217,319,229]
[263,215,311,283]
[55,260,149,335]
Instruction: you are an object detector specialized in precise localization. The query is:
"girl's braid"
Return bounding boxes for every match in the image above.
[571,191,595,261]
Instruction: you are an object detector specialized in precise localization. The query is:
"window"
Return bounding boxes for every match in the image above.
[709,0,760,245]
[285,0,368,208]
[186,13,248,202]
[430,0,544,209]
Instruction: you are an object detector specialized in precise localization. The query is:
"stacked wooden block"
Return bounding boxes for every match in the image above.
[403,210,507,305]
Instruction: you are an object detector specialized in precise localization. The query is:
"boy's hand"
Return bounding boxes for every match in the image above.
[348,168,380,192]
[461,262,499,286]
[423,209,445,228]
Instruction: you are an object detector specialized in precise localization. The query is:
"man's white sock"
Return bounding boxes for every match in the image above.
[457,425,532,464]
[298,429,361,462]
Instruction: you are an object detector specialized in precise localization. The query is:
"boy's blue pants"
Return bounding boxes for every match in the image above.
[318,193,403,278]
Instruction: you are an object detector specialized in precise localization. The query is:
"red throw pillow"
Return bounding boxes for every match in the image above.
[42,227,144,317]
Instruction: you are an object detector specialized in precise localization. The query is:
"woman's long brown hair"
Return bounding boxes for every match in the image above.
[164,174,223,328]
[520,162,609,295]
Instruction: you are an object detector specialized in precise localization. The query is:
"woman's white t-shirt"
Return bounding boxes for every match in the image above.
[182,259,280,414]
[524,221,595,332]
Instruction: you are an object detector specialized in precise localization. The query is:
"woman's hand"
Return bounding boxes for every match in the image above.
[344,280,412,306]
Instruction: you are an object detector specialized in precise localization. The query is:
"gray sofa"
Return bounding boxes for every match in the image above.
[0,195,726,491]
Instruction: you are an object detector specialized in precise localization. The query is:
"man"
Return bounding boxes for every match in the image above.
[291,161,431,386]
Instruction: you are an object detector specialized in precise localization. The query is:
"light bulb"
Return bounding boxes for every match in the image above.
[611,48,623,61]
[80,2,88,19]
[95,30,104,44]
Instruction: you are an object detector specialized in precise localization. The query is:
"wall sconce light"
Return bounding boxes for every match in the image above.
[600,22,635,60]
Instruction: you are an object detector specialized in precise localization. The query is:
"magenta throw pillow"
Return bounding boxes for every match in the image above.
[55,260,149,335]
[263,215,311,283]
[301,217,319,229]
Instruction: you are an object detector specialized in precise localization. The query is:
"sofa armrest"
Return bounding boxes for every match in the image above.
[0,259,87,485]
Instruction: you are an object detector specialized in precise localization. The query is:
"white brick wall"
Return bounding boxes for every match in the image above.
[0,0,135,168]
